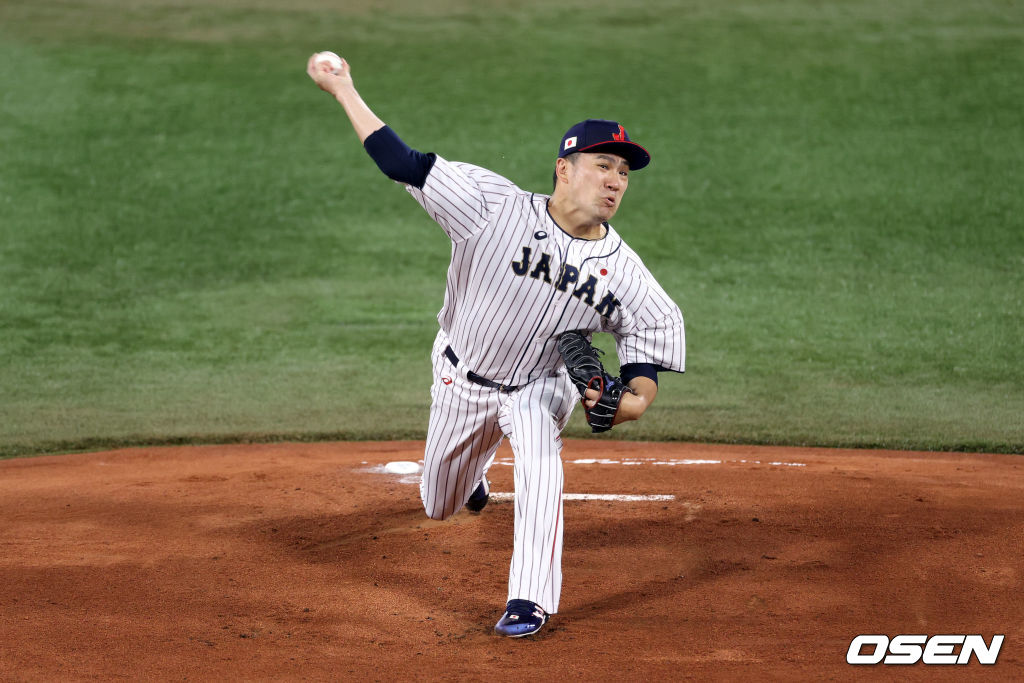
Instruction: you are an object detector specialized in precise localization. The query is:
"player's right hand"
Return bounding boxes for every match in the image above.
[306,53,352,95]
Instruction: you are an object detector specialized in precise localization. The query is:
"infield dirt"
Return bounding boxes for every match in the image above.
[1,441,1021,680]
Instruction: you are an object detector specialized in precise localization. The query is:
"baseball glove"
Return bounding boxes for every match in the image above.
[556,331,632,433]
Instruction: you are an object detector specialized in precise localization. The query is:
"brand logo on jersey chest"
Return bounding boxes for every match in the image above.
[509,246,621,319]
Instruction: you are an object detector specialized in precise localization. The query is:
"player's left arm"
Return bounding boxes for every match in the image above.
[584,369,658,425]
[592,258,685,425]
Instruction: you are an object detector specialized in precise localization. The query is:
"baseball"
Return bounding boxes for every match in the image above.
[314,51,343,74]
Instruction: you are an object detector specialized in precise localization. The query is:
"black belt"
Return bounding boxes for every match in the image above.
[444,346,522,393]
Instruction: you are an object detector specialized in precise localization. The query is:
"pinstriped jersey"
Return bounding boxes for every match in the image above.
[406,155,685,386]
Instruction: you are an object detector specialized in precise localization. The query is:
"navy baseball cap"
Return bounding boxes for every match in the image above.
[558,119,651,170]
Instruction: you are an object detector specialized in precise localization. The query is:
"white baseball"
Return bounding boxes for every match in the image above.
[314,51,343,75]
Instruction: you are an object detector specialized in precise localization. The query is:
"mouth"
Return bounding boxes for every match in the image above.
[602,196,617,208]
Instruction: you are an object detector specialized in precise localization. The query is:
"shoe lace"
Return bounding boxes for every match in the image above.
[505,599,545,619]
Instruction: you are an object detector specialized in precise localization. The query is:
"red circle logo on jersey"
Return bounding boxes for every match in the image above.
[600,268,608,276]
[442,377,453,385]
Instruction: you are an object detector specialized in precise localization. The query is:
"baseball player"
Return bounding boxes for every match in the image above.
[307,53,685,637]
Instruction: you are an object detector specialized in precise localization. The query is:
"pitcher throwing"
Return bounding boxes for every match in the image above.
[307,52,686,637]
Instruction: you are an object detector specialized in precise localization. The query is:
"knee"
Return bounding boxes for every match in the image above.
[422,499,453,521]
[419,475,444,520]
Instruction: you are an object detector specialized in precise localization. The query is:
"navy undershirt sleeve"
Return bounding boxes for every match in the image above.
[620,362,660,386]
[363,125,436,188]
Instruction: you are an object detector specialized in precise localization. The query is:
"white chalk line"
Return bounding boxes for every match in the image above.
[494,457,806,467]
[364,464,699,508]
[368,457,805,499]
[489,492,674,503]
[366,458,807,474]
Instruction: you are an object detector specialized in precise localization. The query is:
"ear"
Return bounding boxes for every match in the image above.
[554,157,572,185]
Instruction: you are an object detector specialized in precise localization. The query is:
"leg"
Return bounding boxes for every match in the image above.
[464,460,493,513]
[497,372,576,615]
[421,331,504,520]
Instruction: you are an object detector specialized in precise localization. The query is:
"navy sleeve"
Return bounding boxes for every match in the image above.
[620,362,660,386]
[363,126,436,188]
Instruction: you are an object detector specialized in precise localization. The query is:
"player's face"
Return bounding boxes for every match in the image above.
[566,152,630,222]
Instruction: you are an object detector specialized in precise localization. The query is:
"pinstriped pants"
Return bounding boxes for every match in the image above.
[422,330,577,614]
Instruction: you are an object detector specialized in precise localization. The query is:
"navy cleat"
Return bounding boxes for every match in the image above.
[465,478,489,513]
[494,599,549,637]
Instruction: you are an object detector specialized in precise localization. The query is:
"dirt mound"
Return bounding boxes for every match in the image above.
[1,441,1020,679]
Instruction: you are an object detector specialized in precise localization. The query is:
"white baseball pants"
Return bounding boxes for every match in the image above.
[421,330,577,614]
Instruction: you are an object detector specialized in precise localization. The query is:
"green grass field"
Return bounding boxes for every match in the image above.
[1,0,1022,457]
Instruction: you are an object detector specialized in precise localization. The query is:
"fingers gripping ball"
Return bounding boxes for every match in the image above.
[556,331,632,433]
[314,51,343,74]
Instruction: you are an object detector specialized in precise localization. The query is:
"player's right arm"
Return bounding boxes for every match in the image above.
[306,53,384,143]
[307,54,503,240]
[307,53,437,189]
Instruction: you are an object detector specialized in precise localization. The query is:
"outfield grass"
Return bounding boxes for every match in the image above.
[1,0,1022,456]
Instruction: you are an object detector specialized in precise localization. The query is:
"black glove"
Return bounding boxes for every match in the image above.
[556,331,632,433]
